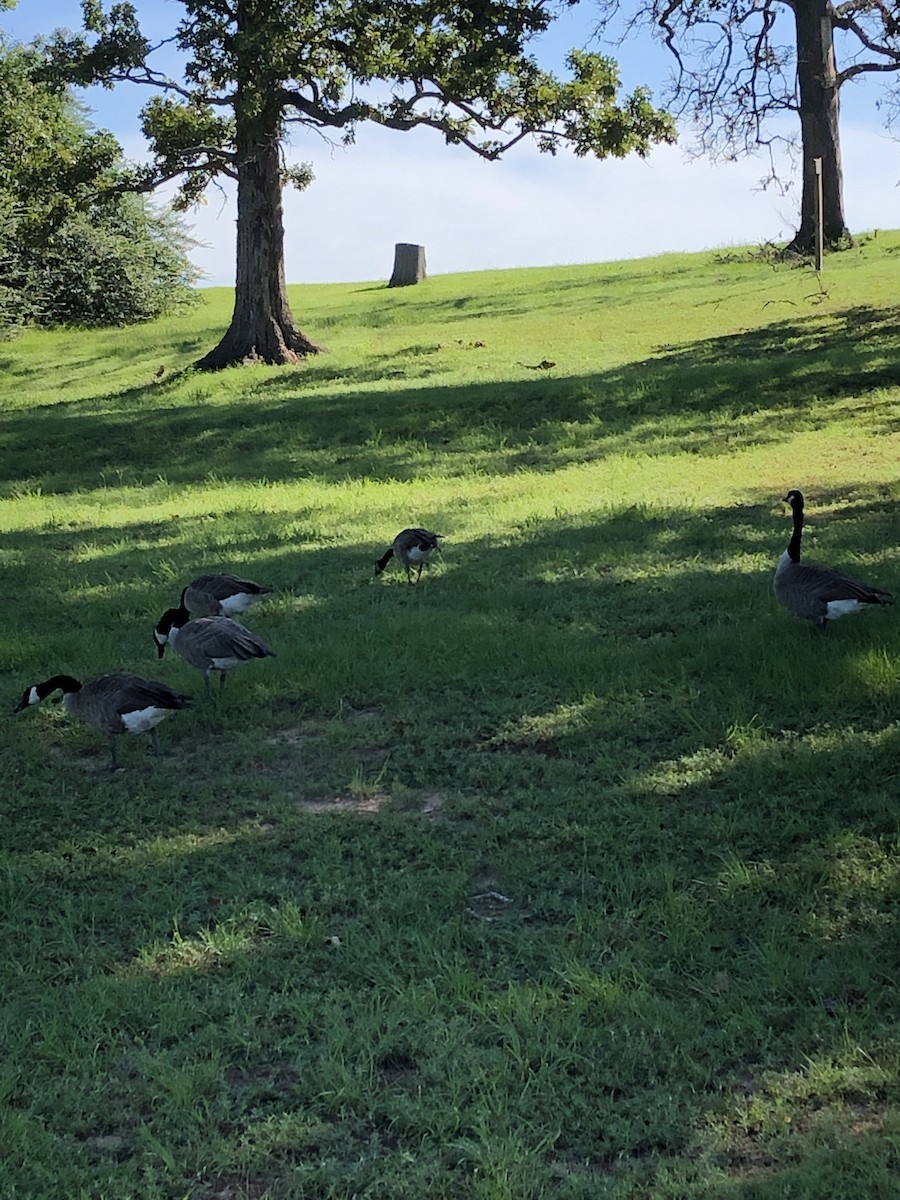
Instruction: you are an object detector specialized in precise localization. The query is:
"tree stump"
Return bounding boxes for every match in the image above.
[388,243,427,287]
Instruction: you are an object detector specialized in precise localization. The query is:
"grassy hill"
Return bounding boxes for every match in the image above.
[2,236,899,1199]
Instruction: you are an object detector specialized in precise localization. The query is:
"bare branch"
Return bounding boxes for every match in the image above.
[840,57,900,82]
[103,62,235,106]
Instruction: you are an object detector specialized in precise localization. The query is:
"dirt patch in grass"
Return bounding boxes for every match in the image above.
[265,724,321,747]
[724,1100,890,1179]
[298,792,388,814]
[422,791,445,817]
[198,1175,274,1200]
[341,705,384,724]
[224,1063,299,1095]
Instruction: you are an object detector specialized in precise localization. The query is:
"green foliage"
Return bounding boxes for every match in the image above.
[2,238,900,1196]
[45,0,676,209]
[0,37,120,226]
[21,195,201,327]
[0,33,199,332]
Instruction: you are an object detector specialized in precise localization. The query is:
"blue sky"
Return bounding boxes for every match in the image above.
[5,0,898,286]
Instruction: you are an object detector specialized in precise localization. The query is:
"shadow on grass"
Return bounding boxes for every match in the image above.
[4,277,900,1193]
[5,491,896,842]
[2,711,898,1196]
[2,304,900,495]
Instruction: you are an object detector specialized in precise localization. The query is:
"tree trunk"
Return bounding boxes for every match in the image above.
[195,107,321,370]
[786,0,851,255]
[388,243,427,287]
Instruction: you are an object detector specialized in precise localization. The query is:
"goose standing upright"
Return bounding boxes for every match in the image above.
[181,572,273,618]
[375,528,443,583]
[773,489,894,631]
[154,591,275,698]
[14,672,192,770]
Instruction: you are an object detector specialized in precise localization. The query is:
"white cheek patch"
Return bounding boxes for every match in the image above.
[27,686,41,706]
[121,706,170,734]
[826,599,866,620]
[154,630,169,646]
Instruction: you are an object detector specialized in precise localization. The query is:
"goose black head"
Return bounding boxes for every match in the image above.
[154,608,181,658]
[154,590,191,658]
[14,676,78,713]
[783,489,805,510]
[14,684,39,714]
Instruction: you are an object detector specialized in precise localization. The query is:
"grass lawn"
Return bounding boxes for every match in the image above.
[2,235,899,1199]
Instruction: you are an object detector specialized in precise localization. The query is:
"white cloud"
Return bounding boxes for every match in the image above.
[161,121,897,288]
[12,3,898,287]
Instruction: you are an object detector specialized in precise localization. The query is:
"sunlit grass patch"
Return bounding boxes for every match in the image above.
[1,239,899,1198]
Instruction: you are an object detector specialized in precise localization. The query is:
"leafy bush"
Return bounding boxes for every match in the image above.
[20,194,200,328]
[0,34,201,334]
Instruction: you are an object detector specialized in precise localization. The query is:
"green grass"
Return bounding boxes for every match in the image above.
[2,235,900,1199]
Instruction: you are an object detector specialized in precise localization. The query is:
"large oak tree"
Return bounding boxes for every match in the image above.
[594,0,900,255]
[46,0,675,368]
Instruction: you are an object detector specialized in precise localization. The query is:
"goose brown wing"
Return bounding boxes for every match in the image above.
[193,573,272,599]
[88,672,192,713]
[411,528,441,549]
[796,563,892,604]
[227,622,275,660]
[190,617,274,660]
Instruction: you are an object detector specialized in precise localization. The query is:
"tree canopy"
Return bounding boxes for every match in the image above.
[593,0,900,252]
[43,0,677,367]
[0,28,199,333]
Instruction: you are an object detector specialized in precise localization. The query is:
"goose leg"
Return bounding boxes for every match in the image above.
[152,727,162,757]
[219,671,227,696]
[203,670,213,701]
[108,735,120,772]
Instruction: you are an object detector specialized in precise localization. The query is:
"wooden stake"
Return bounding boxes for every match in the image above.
[814,157,824,272]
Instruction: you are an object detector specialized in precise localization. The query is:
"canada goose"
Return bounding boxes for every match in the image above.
[774,489,894,631]
[375,528,443,583]
[154,598,275,698]
[181,574,273,618]
[14,671,192,770]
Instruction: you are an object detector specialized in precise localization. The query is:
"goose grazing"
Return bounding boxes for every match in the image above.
[154,595,275,699]
[375,528,443,583]
[774,489,894,631]
[14,672,192,770]
[181,573,273,618]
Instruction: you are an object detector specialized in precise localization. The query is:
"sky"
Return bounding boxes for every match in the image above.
[4,0,899,286]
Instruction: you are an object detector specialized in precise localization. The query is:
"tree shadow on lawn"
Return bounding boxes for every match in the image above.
[3,716,898,1197]
[2,304,899,496]
[3,494,898,1193]
[4,491,896,854]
